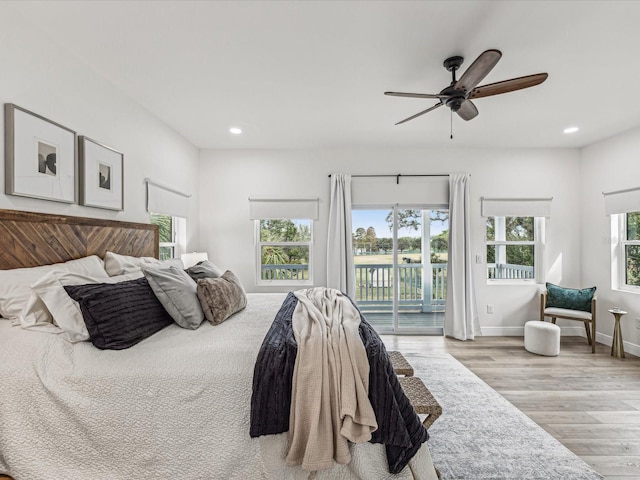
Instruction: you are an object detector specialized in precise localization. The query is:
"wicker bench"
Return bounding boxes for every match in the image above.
[388,350,414,376]
[398,376,442,429]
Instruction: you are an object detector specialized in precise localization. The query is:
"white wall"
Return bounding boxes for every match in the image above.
[199,146,581,334]
[581,126,640,354]
[0,7,200,249]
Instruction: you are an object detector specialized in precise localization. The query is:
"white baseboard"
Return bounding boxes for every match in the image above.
[481,325,640,357]
[481,326,585,336]
[595,331,640,357]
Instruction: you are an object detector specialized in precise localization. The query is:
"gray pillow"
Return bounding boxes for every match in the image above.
[143,265,204,329]
[196,271,247,325]
[185,260,224,282]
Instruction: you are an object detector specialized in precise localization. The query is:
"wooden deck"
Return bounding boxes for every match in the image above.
[362,311,445,332]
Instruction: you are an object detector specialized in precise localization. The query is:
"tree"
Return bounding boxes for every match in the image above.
[150,213,172,243]
[627,212,640,285]
[365,226,378,252]
[378,237,392,253]
[353,227,366,252]
[431,229,448,252]
[260,219,299,241]
[261,246,288,265]
[385,209,422,233]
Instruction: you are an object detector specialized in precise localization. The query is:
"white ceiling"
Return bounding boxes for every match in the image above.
[7,0,640,150]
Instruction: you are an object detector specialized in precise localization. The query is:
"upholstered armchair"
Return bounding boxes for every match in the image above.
[540,283,597,353]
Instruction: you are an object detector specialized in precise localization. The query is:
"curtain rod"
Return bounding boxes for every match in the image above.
[328,173,450,185]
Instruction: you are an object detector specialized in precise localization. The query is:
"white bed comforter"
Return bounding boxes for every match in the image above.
[0,293,436,480]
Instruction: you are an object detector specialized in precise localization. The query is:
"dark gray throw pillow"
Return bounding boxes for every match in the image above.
[64,277,173,350]
[196,270,247,325]
[185,260,224,282]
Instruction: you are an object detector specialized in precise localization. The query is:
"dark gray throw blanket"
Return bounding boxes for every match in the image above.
[250,292,429,474]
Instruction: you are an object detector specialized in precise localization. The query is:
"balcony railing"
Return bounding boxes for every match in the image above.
[354,263,447,311]
[261,264,308,280]
[487,263,534,279]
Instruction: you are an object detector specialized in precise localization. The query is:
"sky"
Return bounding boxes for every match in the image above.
[352,209,447,238]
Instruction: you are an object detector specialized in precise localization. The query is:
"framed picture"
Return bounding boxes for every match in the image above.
[79,136,124,211]
[5,103,77,203]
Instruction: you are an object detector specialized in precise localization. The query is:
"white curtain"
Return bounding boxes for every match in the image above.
[445,173,481,340]
[326,174,355,298]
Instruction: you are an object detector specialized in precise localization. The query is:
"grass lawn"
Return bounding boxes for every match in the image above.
[353,253,447,264]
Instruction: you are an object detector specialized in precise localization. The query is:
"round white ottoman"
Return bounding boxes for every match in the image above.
[524,321,560,356]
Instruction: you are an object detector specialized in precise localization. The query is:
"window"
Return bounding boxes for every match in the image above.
[150,213,178,260]
[614,211,640,291]
[486,216,543,282]
[256,219,313,285]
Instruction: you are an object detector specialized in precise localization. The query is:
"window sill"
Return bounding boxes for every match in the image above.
[613,286,640,295]
[256,280,314,287]
[487,279,539,286]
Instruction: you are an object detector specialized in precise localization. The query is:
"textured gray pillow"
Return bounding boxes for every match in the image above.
[143,265,204,329]
[185,260,224,282]
[196,270,247,325]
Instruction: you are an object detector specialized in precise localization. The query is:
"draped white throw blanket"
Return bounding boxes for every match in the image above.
[287,287,378,472]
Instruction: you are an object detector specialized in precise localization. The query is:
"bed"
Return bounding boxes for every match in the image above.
[0,209,438,480]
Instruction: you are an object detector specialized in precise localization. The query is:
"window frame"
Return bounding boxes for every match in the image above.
[486,216,544,284]
[613,212,640,293]
[150,213,183,260]
[255,218,314,286]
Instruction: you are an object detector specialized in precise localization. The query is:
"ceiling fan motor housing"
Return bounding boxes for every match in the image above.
[440,85,466,112]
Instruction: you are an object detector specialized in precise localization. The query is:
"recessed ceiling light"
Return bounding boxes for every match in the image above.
[229,127,242,135]
[563,126,579,134]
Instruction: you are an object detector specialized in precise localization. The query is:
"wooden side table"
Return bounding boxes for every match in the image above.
[609,309,627,359]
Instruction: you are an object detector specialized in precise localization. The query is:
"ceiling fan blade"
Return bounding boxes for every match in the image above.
[454,49,502,93]
[395,102,443,125]
[385,91,449,99]
[456,100,478,121]
[469,73,548,99]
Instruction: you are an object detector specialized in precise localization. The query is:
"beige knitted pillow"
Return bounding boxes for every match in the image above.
[196,271,247,325]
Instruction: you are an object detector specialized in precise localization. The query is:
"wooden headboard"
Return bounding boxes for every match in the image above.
[0,209,158,270]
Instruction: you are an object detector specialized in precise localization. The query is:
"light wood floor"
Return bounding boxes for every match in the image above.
[380,334,640,480]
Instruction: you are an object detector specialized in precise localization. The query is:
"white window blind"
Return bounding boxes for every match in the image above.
[248,197,319,220]
[146,179,190,218]
[481,197,552,217]
[603,186,640,215]
[351,176,449,206]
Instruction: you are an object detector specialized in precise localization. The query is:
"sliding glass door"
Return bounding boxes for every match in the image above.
[352,206,448,334]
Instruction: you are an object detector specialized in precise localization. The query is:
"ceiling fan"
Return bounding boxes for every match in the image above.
[385,49,548,125]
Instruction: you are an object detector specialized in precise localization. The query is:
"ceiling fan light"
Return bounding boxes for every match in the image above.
[563,126,579,134]
[229,127,242,135]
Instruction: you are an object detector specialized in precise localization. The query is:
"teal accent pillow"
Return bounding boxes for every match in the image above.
[545,283,596,312]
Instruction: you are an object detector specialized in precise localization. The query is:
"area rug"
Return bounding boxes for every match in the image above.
[405,353,604,480]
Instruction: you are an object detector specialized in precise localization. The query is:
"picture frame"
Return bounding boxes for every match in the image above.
[5,103,77,203]
[78,136,124,211]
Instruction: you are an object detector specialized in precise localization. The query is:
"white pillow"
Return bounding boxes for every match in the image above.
[0,255,106,321]
[31,270,144,342]
[104,251,184,276]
